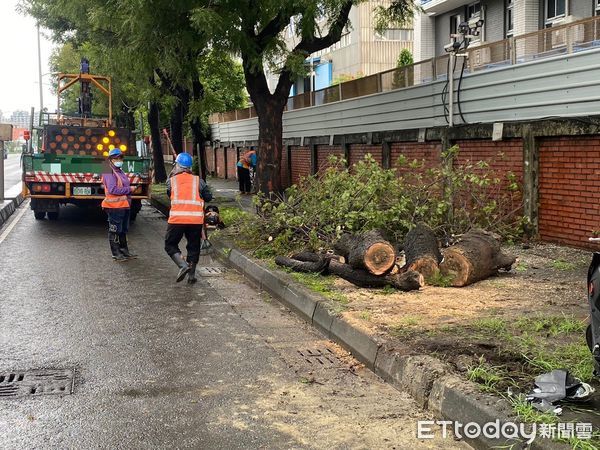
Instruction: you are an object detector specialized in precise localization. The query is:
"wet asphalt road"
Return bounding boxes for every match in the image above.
[0,201,469,449]
[2,153,22,195]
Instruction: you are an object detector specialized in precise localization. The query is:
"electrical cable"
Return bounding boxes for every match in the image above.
[457,54,468,124]
[441,56,450,124]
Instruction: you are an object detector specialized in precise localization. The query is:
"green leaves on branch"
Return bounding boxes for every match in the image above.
[249,148,525,256]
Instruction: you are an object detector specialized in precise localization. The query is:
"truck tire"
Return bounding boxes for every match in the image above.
[47,211,60,221]
[34,211,46,220]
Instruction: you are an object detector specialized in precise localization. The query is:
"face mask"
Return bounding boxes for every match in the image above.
[113,161,123,168]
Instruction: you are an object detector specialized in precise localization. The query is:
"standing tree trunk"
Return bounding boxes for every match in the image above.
[190,77,207,180]
[169,96,186,154]
[148,101,167,183]
[255,99,285,194]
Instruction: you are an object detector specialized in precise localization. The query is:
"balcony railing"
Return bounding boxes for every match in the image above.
[209,15,600,125]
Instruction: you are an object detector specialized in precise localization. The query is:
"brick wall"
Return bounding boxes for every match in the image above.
[226,147,238,179]
[348,144,382,169]
[281,148,290,189]
[216,147,225,178]
[453,139,523,180]
[205,145,215,175]
[291,146,311,184]
[317,145,344,173]
[391,142,442,175]
[539,137,600,247]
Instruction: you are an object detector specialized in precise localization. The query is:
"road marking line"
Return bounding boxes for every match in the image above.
[0,202,28,245]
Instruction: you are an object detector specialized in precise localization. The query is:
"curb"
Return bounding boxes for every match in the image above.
[0,193,24,228]
[211,238,569,450]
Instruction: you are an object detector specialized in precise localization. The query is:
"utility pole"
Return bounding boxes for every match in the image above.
[448,52,455,127]
[37,24,44,123]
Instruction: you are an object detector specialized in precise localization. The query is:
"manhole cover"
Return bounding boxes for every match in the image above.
[0,369,74,398]
[297,348,341,368]
[197,267,226,277]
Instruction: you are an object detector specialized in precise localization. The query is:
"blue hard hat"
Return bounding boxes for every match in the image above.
[176,152,193,168]
[108,148,123,158]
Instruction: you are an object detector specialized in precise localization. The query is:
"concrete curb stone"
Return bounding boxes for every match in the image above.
[0,193,24,228]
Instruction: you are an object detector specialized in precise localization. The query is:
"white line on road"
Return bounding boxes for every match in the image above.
[0,202,28,245]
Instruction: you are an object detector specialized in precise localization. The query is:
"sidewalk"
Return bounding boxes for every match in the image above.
[206,176,255,213]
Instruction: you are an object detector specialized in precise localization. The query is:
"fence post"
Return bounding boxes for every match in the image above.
[432,57,437,80]
[382,141,391,169]
[522,124,539,238]
[338,83,343,102]
[566,24,573,54]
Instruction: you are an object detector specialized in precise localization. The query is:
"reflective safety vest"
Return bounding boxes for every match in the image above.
[101,173,130,209]
[168,172,205,225]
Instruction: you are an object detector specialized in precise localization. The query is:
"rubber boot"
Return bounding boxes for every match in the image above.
[187,262,197,285]
[118,233,137,259]
[170,252,190,282]
[109,232,127,262]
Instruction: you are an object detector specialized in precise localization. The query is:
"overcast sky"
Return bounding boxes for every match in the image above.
[0,0,56,115]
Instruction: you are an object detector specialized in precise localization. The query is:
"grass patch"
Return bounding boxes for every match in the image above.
[507,394,558,424]
[389,316,422,338]
[375,285,397,295]
[426,270,455,287]
[551,259,576,271]
[514,261,528,272]
[472,317,507,334]
[515,315,586,336]
[467,357,511,392]
[288,272,348,305]
[359,311,372,321]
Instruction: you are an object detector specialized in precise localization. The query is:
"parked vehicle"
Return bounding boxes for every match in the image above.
[21,59,151,221]
[586,237,600,377]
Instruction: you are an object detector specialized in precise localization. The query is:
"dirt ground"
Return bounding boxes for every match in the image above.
[338,242,588,336]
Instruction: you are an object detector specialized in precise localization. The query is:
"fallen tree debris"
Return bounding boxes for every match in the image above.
[334,230,396,276]
[439,228,516,287]
[404,223,442,280]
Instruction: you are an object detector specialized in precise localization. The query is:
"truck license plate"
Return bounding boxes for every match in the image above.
[73,187,92,196]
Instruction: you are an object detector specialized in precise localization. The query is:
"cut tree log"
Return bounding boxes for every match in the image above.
[275,255,329,274]
[333,230,396,276]
[404,223,443,280]
[328,260,423,291]
[439,228,516,287]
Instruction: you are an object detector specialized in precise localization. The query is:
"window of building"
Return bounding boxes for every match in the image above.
[506,0,514,36]
[450,14,462,37]
[545,0,566,23]
[374,29,414,41]
[596,0,600,15]
[467,1,481,19]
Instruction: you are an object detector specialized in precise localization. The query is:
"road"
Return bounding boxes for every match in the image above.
[0,202,468,449]
[2,153,22,197]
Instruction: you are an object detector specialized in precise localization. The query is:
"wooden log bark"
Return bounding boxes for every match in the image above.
[275,255,329,274]
[328,260,423,291]
[404,223,443,280]
[333,230,396,276]
[439,228,516,287]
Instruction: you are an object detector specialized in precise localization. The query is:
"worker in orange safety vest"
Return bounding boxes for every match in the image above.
[102,148,137,261]
[164,152,213,283]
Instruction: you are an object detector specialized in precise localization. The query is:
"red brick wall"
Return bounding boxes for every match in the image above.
[216,147,225,178]
[391,142,442,174]
[349,144,383,168]
[539,137,600,247]
[317,145,344,173]
[227,147,238,179]
[291,146,311,184]
[205,146,215,175]
[281,148,290,189]
[453,139,523,180]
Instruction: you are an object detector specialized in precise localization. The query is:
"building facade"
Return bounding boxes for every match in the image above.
[267,1,413,96]
[415,0,599,60]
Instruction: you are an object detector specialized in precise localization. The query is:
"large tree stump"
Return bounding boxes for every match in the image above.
[404,223,442,280]
[333,230,396,276]
[328,260,423,291]
[439,229,516,287]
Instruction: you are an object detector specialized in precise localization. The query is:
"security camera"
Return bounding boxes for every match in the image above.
[444,41,461,53]
[468,17,484,29]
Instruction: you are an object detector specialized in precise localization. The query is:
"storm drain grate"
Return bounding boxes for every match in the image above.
[297,348,341,368]
[197,267,227,277]
[0,369,74,398]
